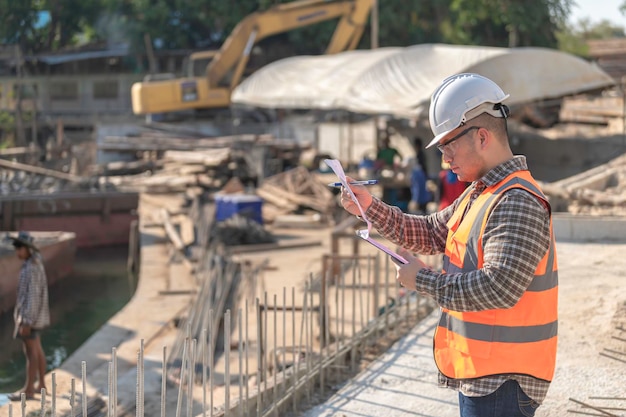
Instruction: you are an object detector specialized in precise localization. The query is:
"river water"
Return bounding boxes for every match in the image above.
[0,246,136,395]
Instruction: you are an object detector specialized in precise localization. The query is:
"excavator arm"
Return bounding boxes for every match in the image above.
[208,0,373,89]
[131,0,372,115]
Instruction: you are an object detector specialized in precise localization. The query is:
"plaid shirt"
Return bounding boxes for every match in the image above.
[14,252,51,335]
[366,156,553,403]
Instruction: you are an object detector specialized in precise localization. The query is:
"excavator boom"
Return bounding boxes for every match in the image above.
[131,0,372,115]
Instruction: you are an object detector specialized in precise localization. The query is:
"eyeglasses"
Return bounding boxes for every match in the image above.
[436,126,481,153]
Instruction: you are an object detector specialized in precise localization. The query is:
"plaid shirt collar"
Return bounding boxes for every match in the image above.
[472,155,528,192]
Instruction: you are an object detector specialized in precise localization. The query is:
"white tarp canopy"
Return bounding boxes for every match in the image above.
[231,43,615,118]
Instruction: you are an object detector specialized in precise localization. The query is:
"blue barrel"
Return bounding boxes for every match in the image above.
[215,194,264,224]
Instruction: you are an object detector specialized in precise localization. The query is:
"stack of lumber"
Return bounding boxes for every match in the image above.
[558,94,623,130]
[541,152,626,215]
[98,130,310,193]
[256,166,336,222]
[587,38,626,81]
[102,147,233,193]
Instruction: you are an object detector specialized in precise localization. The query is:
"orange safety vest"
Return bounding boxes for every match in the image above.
[434,170,558,382]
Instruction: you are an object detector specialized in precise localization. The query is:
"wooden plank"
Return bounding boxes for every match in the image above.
[259,183,332,213]
[160,208,185,251]
[0,158,85,183]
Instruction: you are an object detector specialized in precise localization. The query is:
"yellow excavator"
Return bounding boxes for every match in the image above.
[131,0,373,115]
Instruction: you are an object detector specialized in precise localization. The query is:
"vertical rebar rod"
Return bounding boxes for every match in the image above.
[339,266,347,383]
[20,394,25,417]
[202,327,207,417]
[291,287,297,414]
[136,351,141,417]
[342,264,347,343]
[281,287,286,401]
[332,269,339,387]
[107,362,112,417]
[272,294,278,417]
[238,308,244,417]
[305,280,311,405]
[161,346,167,417]
[322,270,330,398]
[112,347,118,417]
[403,276,408,325]
[245,301,250,417]
[356,258,364,329]
[351,262,357,372]
[51,372,57,417]
[8,403,12,417]
[321,258,328,349]
[361,255,370,328]
[209,309,215,417]
[297,283,307,409]
[70,378,75,417]
[263,292,268,399]
[82,361,87,417]
[322,281,332,395]
[139,339,145,417]
[384,255,390,337]
[187,338,196,417]
[225,310,231,417]
[175,337,188,417]
[256,298,262,417]
[335,268,341,384]
[39,388,45,417]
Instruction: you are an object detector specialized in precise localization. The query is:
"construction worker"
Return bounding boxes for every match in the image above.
[8,231,50,401]
[340,73,557,417]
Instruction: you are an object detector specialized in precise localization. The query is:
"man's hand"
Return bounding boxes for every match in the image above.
[19,324,31,337]
[340,176,374,216]
[393,248,429,291]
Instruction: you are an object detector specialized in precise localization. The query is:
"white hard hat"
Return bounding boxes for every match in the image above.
[426,73,510,149]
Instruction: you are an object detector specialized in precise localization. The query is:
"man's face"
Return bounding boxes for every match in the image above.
[438,124,486,183]
[14,245,29,260]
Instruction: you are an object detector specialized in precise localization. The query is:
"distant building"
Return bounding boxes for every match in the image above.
[587,38,626,82]
[0,42,192,127]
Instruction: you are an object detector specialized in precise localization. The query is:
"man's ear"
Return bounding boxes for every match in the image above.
[478,128,487,147]
[478,129,494,149]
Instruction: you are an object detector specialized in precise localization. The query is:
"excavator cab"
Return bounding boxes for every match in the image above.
[187,50,219,78]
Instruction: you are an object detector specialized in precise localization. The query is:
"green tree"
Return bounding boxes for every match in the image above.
[0,0,40,50]
[0,0,105,53]
[442,0,572,48]
[1,0,580,57]
[42,0,104,50]
[556,18,625,57]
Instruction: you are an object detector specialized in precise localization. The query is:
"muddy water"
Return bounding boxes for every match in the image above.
[0,246,137,394]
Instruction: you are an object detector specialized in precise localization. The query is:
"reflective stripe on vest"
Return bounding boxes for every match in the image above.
[434,170,558,382]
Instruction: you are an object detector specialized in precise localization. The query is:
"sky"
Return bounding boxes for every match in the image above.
[569,0,625,26]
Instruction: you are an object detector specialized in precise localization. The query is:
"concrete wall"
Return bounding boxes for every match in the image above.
[553,213,626,242]
[509,128,626,182]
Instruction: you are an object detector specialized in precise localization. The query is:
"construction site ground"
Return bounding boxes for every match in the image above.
[0,192,625,416]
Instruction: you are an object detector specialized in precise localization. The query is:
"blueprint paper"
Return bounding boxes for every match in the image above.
[323,159,407,265]
[323,159,372,238]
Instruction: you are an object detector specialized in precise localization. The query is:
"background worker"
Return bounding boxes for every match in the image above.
[438,157,469,210]
[8,231,50,401]
[375,135,404,207]
[340,73,557,417]
[374,136,402,172]
[406,137,433,214]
